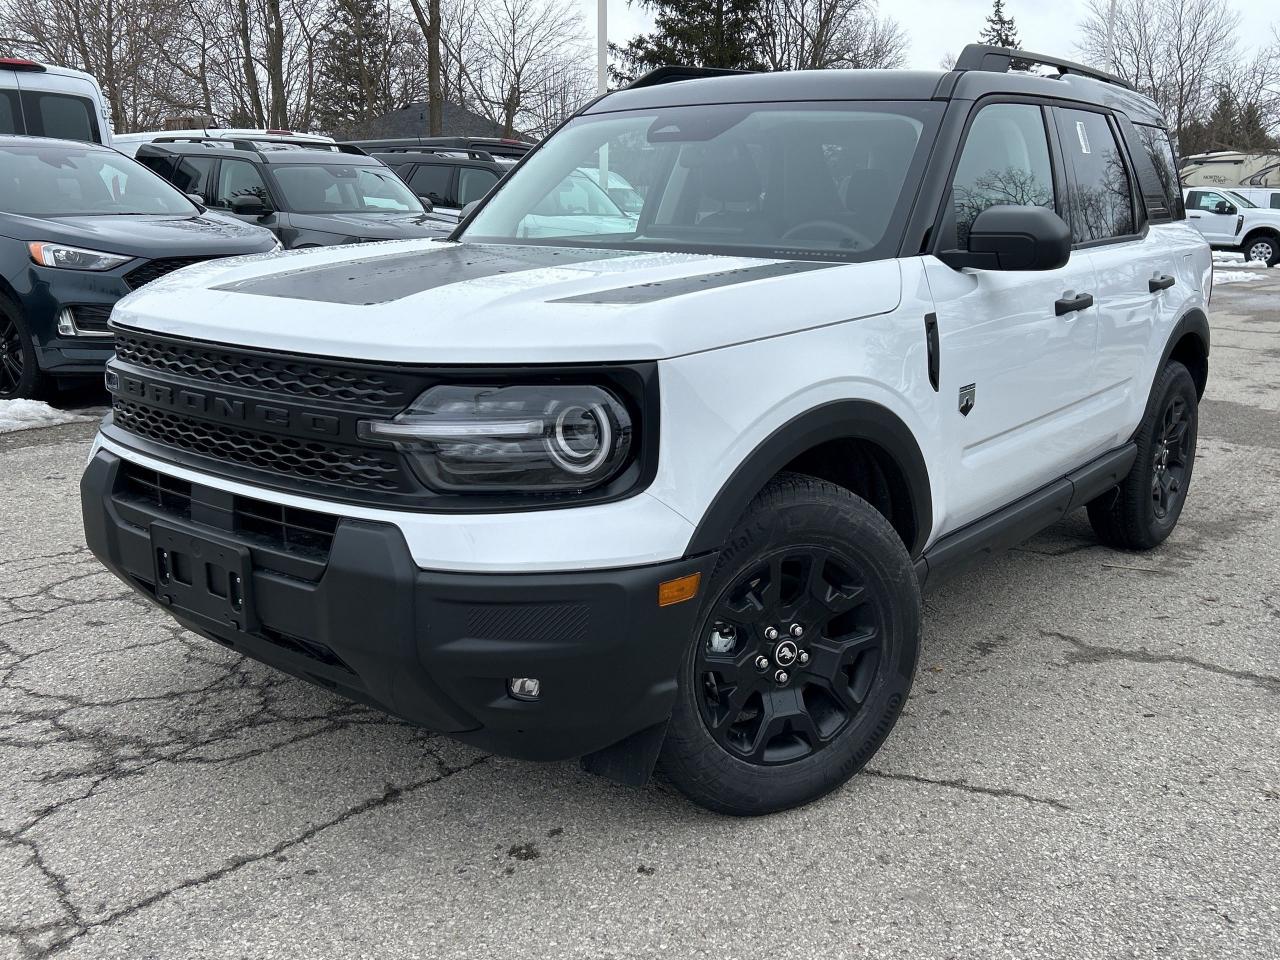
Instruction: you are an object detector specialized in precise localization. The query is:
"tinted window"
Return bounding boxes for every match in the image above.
[21,92,99,142]
[409,164,455,206]
[1271,195,1280,210]
[1055,108,1135,243]
[0,91,19,134]
[948,102,1055,249]
[171,157,215,195]
[1134,124,1184,220]
[464,101,942,262]
[0,143,194,216]
[457,167,498,205]
[214,158,271,209]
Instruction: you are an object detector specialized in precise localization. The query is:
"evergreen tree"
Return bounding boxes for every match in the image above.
[314,0,396,133]
[611,0,764,85]
[979,0,1019,49]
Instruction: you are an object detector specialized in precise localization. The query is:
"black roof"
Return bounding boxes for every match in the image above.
[590,45,1166,127]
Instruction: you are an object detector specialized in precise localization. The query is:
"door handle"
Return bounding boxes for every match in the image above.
[1149,275,1176,292]
[1055,292,1094,316]
[1189,213,1202,218]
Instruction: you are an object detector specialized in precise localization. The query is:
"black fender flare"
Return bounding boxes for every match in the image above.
[1158,307,1210,395]
[685,399,933,559]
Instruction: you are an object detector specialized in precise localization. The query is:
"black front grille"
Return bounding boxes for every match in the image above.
[124,257,219,290]
[120,461,193,518]
[113,399,405,492]
[113,333,413,409]
[70,303,114,332]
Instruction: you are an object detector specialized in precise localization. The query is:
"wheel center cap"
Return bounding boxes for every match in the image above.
[773,639,798,667]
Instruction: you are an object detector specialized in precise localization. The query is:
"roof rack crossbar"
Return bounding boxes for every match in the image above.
[626,65,757,89]
[377,146,496,162]
[953,44,1133,91]
[147,135,366,156]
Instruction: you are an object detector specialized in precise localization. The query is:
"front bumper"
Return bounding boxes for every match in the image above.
[81,449,716,761]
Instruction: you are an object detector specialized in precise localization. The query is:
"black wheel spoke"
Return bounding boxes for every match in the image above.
[695,543,888,767]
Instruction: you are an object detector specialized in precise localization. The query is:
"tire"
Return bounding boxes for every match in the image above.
[1087,361,1198,550]
[1242,233,1280,267]
[659,473,921,816]
[0,299,49,401]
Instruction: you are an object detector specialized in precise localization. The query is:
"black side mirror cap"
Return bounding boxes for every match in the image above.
[230,194,268,217]
[938,205,1072,272]
[1214,201,1237,215]
[460,200,480,220]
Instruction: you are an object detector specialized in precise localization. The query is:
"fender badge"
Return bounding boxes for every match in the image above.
[959,383,976,417]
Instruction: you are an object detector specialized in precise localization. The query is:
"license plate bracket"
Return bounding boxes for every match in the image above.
[150,521,257,633]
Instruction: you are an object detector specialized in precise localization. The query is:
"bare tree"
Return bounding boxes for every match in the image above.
[462,0,586,136]
[753,0,906,71]
[1078,0,1239,146]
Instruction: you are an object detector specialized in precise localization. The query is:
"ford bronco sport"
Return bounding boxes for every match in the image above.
[82,45,1211,816]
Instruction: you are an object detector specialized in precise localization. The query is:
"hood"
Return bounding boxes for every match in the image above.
[287,211,452,240]
[1,211,278,257]
[112,239,903,363]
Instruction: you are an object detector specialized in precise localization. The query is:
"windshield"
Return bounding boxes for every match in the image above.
[1225,190,1257,208]
[0,144,197,217]
[462,101,942,261]
[271,163,423,214]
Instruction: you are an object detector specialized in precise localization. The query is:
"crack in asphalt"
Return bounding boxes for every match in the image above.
[1041,630,1280,694]
[863,768,1071,811]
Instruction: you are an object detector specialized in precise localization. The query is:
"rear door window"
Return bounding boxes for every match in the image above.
[0,91,20,134]
[20,92,100,142]
[1053,108,1136,244]
[169,156,215,196]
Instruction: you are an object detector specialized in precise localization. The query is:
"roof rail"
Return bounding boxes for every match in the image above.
[375,146,496,162]
[627,65,757,89]
[148,136,366,156]
[953,44,1133,91]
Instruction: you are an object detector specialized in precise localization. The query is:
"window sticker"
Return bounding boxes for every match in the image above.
[1076,121,1091,155]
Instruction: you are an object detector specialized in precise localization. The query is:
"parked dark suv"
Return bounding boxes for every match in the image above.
[362,147,515,224]
[0,135,277,399]
[345,136,532,160]
[135,138,450,248]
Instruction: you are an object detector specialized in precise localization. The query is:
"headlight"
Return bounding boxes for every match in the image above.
[358,384,633,492]
[28,242,132,271]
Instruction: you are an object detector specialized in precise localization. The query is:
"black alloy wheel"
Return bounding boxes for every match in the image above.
[0,311,26,398]
[695,546,886,766]
[1151,392,1192,521]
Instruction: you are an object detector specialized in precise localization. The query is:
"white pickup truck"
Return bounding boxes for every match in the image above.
[1183,186,1280,266]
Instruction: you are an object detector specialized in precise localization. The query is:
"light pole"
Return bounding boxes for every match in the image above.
[598,0,608,95]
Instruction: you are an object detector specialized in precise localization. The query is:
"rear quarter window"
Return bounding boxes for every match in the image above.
[1129,122,1185,222]
[0,91,19,134]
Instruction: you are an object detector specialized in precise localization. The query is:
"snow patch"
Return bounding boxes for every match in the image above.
[1213,270,1267,285]
[1213,252,1268,268]
[0,399,96,434]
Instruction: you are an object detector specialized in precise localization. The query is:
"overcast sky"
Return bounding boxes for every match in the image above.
[586,0,1278,79]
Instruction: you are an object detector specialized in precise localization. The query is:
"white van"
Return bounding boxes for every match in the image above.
[0,57,112,145]
[1225,186,1280,211]
[113,129,334,158]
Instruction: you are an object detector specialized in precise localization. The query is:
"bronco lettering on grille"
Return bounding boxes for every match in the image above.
[115,373,341,437]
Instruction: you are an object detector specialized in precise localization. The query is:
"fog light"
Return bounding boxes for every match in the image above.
[56,308,76,337]
[508,677,541,701]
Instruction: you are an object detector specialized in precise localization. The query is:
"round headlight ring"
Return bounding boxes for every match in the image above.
[547,402,613,475]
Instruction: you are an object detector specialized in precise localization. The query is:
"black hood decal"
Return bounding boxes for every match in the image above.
[213,243,641,305]
[549,260,839,304]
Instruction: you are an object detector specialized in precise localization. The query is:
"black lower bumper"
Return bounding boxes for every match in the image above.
[81,449,715,762]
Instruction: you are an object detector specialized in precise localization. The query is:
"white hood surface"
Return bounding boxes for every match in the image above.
[112,239,903,363]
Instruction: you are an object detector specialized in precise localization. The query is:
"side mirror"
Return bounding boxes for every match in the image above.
[417,195,434,212]
[939,205,1072,272]
[230,194,267,217]
[186,192,206,206]
[460,200,480,220]
[1214,200,1237,215]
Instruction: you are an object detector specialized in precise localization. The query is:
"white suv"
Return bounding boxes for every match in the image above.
[82,46,1212,816]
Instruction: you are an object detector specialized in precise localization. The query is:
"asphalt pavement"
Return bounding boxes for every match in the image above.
[1,275,1277,959]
